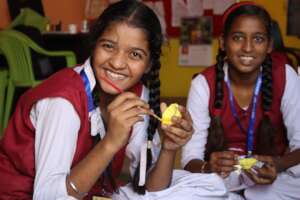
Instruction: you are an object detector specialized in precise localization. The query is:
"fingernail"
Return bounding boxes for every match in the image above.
[250,168,258,175]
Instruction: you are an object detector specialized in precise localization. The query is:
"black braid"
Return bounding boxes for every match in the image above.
[214,49,226,109]
[204,49,227,161]
[255,54,277,155]
[132,54,161,194]
[261,54,273,112]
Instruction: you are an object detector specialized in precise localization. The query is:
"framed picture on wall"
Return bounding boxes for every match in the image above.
[178,16,213,67]
[287,0,300,36]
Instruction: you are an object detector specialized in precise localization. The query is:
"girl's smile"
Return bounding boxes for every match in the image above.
[105,69,128,81]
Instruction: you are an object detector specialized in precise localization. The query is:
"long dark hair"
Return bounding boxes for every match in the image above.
[90,0,163,195]
[205,3,276,160]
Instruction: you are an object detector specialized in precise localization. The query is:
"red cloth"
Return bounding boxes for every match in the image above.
[0,68,142,199]
[201,55,288,155]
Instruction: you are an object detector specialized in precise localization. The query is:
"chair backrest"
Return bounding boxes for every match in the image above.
[0,29,76,86]
[9,7,48,32]
[0,30,39,86]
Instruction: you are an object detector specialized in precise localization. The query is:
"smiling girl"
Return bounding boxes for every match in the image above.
[182,2,300,199]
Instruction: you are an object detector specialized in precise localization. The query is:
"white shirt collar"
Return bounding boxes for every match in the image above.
[76,59,104,137]
[81,58,96,92]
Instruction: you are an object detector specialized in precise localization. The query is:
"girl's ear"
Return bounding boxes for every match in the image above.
[219,34,225,51]
[145,66,151,74]
[144,61,152,74]
[267,39,274,54]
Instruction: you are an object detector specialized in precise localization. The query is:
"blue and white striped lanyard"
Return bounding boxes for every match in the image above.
[81,69,113,189]
[80,69,95,112]
[226,74,262,157]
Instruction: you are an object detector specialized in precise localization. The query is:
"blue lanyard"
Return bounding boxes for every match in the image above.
[226,74,262,157]
[80,69,95,112]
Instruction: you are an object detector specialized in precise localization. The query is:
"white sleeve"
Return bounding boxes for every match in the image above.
[281,65,300,177]
[181,74,210,168]
[125,86,161,177]
[281,64,300,151]
[31,98,80,200]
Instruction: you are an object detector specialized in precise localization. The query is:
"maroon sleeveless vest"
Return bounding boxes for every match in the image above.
[0,68,142,199]
[201,54,288,155]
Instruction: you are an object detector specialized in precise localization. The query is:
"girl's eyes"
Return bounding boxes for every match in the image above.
[232,35,243,41]
[98,41,146,60]
[231,34,266,44]
[100,42,114,51]
[129,51,143,60]
[253,36,266,43]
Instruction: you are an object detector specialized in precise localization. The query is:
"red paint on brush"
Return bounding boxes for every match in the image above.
[100,75,123,93]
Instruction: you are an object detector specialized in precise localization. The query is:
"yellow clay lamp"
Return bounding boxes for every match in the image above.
[161,103,182,125]
[238,158,258,170]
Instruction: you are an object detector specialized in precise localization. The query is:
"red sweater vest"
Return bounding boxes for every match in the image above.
[0,68,142,199]
[201,54,288,155]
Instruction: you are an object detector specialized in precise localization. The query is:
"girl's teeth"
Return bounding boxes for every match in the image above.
[106,70,126,80]
[240,56,253,61]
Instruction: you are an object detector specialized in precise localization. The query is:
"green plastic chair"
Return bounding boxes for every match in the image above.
[0,68,8,136]
[0,29,76,131]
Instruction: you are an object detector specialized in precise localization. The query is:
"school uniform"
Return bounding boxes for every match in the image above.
[182,61,300,200]
[0,59,161,200]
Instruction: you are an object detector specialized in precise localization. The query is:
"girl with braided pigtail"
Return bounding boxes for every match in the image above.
[183,2,300,200]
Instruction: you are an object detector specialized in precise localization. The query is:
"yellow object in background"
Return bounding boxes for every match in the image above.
[161,103,182,125]
[239,158,257,170]
[93,197,111,200]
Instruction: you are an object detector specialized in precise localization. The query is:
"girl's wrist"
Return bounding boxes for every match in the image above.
[201,161,211,173]
[273,156,284,173]
[161,147,177,154]
[100,136,120,155]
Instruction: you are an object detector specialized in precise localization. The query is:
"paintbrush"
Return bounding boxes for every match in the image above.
[100,75,124,93]
[100,75,162,121]
[148,111,162,121]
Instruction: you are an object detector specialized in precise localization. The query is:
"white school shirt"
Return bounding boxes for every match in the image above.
[182,64,300,176]
[30,59,161,200]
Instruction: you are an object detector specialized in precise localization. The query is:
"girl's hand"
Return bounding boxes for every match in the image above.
[104,92,150,152]
[244,155,277,185]
[209,151,238,178]
[160,103,193,151]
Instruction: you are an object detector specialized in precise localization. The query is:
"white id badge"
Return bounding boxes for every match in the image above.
[138,142,148,186]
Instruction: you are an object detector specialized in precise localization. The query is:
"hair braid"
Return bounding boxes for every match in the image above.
[261,54,273,111]
[204,49,227,161]
[132,52,161,194]
[214,49,226,109]
[256,54,277,155]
